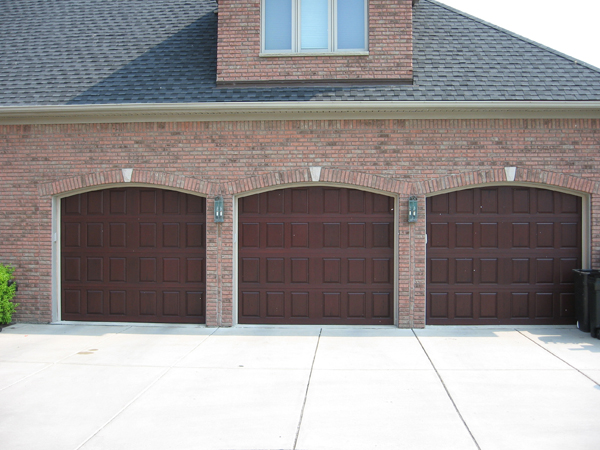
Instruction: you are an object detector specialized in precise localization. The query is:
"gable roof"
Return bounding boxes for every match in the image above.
[1,0,599,106]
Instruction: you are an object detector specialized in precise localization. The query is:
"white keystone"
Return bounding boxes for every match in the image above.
[122,168,134,182]
[505,166,516,182]
[310,166,322,182]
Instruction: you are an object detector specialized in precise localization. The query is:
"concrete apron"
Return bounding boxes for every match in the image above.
[0,324,599,450]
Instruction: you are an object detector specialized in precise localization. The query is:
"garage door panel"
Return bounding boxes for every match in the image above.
[480,189,498,213]
[560,258,578,284]
[372,222,392,248]
[512,188,530,213]
[429,259,449,284]
[109,258,126,282]
[266,258,285,283]
[109,291,126,315]
[560,293,575,317]
[480,259,498,284]
[139,190,157,214]
[162,258,180,282]
[456,223,474,248]
[479,293,498,318]
[536,189,554,213]
[268,190,285,213]
[241,292,260,317]
[373,293,391,318]
[455,293,473,318]
[86,257,103,282]
[560,193,579,213]
[560,223,579,248]
[430,193,449,214]
[456,189,474,213]
[480,223,499,248]
[64,195,82,214]
[266,292,285,317]
[63,223,81,247]
[535,293,554,318]
[323,223,341,247]
[323,259,341,283]
[429,293,449,318]
[427,187,580,325]
[291,292,310,317]
[291,189,309,213]
[535,258,554,284]
[62,188,205,323]
[109,190,127,214]
[162,292,180,316]
[239,187,394,325]
[291,223,309,247]
[64,290,81,314]
[348,259,366,284]
[87,290,104,315]
[266,223,285,248]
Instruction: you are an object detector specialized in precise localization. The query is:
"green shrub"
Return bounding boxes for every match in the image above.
[0,264,18,325]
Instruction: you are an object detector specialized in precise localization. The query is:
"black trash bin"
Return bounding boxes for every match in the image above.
[573,269,600,333]
[588,274,600,339]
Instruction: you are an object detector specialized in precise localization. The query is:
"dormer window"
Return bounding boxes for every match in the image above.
[262,0,367,54]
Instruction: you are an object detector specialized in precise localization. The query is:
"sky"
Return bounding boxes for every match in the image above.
[435,0,600,69]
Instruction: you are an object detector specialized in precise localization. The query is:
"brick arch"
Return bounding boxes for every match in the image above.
[224,168,409,196]
[413,168,600,196]
[39,169,216,197]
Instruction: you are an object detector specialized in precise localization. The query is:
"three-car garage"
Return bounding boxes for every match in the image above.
[58,185,583,327]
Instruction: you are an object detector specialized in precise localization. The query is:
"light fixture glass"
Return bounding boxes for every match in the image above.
[214,196,224,223]
[408,196,418,223]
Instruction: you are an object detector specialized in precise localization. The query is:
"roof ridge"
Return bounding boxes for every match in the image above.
[423,0,600,75]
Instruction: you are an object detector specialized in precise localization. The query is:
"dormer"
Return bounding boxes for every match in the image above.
[216,0,414,85]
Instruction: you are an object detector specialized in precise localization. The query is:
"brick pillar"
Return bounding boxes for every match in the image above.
[397,197,411,328]
[205,194,235,327]
[592,194,600,269]
[205,196,219,326]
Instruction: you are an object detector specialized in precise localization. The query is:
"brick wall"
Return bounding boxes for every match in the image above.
[216,0,413,83]
[1,118,599,326]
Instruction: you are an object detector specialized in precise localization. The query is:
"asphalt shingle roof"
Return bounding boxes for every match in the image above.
[1,0,599,105]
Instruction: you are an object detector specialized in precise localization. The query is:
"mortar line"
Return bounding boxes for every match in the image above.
[516,329,600,386]
[293,328,322,450]
[412,330,481,450]
[73,326,220,450]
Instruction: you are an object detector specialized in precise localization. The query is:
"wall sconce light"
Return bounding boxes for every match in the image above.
[214,196,224,223]
[408,196,418,223]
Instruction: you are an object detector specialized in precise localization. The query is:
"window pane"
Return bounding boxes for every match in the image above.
[301,0,329,50]
[337,0,365,49]
[265,0,292,51]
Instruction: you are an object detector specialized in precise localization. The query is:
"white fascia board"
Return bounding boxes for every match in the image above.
[0,101,600,124]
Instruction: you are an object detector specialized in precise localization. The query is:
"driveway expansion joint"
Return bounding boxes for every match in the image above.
[293,327,322,450]
[412,329,482,450]
[516,329,600,386]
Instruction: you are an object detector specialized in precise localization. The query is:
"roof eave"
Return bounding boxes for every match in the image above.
[1,101,600,125]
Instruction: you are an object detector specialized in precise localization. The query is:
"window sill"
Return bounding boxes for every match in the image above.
[259,51,369,58]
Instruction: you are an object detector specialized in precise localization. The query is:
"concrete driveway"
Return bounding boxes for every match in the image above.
[0,324,599,450]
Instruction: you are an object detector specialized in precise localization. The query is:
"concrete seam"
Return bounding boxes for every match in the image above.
[412,329,482,450]
[516,330,600,386]
[73,326,220,450]
[293,327,322,450]
[0,325,135,393]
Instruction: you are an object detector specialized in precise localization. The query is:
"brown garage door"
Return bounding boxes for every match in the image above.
[238,187,394,325]
[427,187,581,325]
[61,188,206,323]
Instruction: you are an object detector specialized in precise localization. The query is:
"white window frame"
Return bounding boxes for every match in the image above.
[261,0,369,56]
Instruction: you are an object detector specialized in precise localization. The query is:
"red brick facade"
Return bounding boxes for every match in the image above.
[1,117,599,327]
[216,0,413,84]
